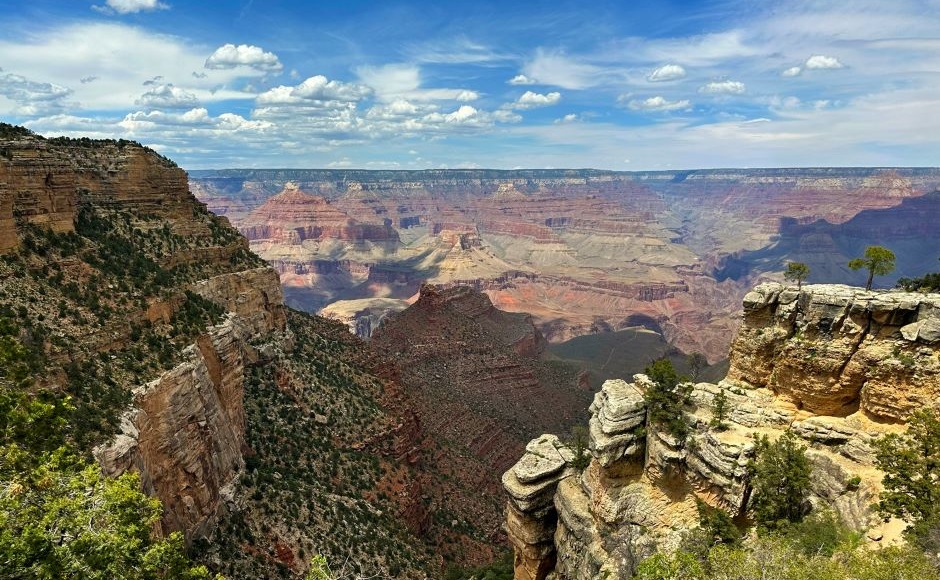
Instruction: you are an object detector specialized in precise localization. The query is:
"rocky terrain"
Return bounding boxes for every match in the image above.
[190,168,940,364]
[503,282,940,579]
[368,285,591,564]
[0,125,437,577]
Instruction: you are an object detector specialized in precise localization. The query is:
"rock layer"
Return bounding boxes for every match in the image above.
[192,168,940,362]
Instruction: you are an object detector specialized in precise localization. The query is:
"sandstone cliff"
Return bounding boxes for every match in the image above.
[504,283,940,579]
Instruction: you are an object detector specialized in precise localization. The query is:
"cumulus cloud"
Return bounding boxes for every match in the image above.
[624,95,691,112]
[508,74,536,85]
[0,73,72,115]
[256,75,371,106]
[782,66,802,77]
[647,64,686,82]
[205,43,283,72]
[119,107,272,132]
[698,80,746,95]
[135,84,199,109]
[804,55,844,69]
[510,91,561,110]
[93,0,169,14]
[555,113,580,124]
[80,76,98,84]
[455,90,479,102]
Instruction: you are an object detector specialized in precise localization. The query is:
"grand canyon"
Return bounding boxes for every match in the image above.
[191,168,940,365]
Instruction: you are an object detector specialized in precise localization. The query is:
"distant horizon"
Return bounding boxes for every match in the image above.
[4,1,940,169]
[185,165,940,174]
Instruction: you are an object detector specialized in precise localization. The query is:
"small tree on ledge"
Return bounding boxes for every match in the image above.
[848,245,895,290]
[783,262,810,290]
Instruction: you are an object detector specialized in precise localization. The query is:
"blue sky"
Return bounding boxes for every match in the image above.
[1,0,940,169]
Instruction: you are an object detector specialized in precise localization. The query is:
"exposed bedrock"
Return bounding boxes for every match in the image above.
[97,269,287,541]
[727,283,940,420]
[504,284,940,579]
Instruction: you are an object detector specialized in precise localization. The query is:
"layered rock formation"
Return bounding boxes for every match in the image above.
[504,284,940,579]
[191,168,940,363]
[369,285,591,564]
[97,269,286,539]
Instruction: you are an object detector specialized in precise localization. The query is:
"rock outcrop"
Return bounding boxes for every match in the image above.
[504,284,940,579]
[728,283,940,420]
[97,269,286,539]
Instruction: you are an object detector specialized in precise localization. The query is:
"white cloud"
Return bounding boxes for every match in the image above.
[135,84,198,109]
[119,107,272,132]
[510,91,561,110]
[355,63,480,103]
[0,73,72,115]
[555,113,580,124]
[782,66,802,77]
[455,90,479,102]
[624,95,691,112]
[804,55,845,70]
[0,22,262,114]
[508,74,536,85]
[648,64,686,82]
[205,43,283,72]
[698,80,746,95]
[93,0,168,14]
[256,75,371,106]
[523,49,604,89]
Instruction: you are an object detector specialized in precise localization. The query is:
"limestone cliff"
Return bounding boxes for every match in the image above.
[504,283,940,579]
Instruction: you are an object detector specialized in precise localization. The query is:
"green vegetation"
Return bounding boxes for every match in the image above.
[897,260,940,292]
[567,424,591,472]
[644,358,692,442]
[783,261,810,290]
[0,323,214,580]
[848,245,896,290]
[874,409,940,553]
[748,431,811,529]
[709,388,728,431]
[194,311,432,579]
[444,551,513,580]
[687,352,707,381]
[547,329,727,390]
[635,538,939,580]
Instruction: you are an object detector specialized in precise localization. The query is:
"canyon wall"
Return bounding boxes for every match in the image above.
[0,128,287,542]
[504,283,940,579]
[97,269,286,539]
[191,168,940,363]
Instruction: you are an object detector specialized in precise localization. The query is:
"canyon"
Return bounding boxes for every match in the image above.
[190,168,940,363]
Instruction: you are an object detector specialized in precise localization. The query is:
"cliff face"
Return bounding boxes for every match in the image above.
[1,127,436,577]
[504,283,940,580]
[1,130,287,543]
[97,269,286,539]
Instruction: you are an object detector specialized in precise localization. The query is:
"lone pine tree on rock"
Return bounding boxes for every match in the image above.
[848,246,896,290]
[784,262,810,290]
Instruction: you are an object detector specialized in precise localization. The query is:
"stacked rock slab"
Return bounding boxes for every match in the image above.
[504,284,940,579]
[502,435,576,580]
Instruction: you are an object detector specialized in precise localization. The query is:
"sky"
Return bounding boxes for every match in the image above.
[1,0,940,170]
